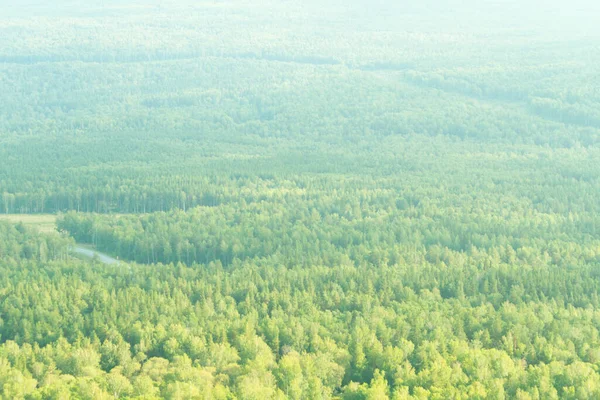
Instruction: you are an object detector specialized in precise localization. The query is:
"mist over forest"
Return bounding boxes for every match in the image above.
[0,1,599,399]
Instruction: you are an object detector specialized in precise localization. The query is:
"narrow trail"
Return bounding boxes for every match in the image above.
[72,246,120,265]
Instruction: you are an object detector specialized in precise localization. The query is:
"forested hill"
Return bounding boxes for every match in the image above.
[1,0,600,398]
[1,1,600,215]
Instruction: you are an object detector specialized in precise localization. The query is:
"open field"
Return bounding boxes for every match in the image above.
[0,214,121,264]
[0,214,58,233]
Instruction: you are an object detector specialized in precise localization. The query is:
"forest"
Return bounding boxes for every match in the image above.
[1,0,600,398]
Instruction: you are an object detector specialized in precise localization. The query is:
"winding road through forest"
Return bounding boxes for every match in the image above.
[72,246,120,264]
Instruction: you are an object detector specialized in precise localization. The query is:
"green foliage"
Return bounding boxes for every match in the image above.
[0,229,599,397]
[1,1,600,397]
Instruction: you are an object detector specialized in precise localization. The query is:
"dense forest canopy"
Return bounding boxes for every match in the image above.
[1,0,599,398]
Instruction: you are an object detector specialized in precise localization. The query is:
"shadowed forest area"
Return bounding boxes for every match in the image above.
[1,0,600,398]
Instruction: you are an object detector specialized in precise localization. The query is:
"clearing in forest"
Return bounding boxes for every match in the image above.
[0,214,58,234]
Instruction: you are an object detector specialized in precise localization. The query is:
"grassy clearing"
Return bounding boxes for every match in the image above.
[0,214,58,233]
[0,214,131,235]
